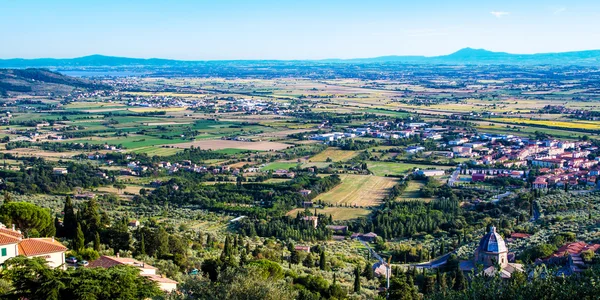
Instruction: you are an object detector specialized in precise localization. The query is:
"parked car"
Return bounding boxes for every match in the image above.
[66,256,77,264]
[77,260,89,267]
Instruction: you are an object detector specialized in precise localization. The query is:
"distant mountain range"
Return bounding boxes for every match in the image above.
[2,48,600,68]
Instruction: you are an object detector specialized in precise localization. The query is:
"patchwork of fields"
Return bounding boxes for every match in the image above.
[171,139,291,151]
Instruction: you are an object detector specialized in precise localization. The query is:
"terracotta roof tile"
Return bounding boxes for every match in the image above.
[87,256,157,269]
[18,238,67,256]
[0,228,23,238]
[0,232,20,246]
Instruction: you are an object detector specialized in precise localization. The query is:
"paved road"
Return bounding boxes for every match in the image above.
[360,240,384,263]
[448,168,460,187]
[412,251,455,269]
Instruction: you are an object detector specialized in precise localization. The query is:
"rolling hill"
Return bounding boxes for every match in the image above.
[0,68,110,97]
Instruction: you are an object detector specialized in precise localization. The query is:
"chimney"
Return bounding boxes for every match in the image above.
[52,236,55,242]
[116,253,120,258]
[12,224,15,231]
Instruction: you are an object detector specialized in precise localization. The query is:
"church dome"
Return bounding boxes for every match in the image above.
[478,226,507,253]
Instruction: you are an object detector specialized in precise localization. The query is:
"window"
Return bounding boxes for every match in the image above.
[1,248,6,257]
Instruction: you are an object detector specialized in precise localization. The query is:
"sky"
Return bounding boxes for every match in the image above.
[1,0,600,60]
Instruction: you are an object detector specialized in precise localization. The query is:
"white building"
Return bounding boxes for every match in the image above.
[0,226,67,268]
[88,255,178,292]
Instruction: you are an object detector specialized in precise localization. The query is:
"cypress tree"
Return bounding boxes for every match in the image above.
[354,265,361,293]
[93,231,100,252]
[454,268,466,291]
[363,262,374,280]
[140,232,146,255]
[74,223,85,252]
[320,251,326,270]
[62,196,77,239]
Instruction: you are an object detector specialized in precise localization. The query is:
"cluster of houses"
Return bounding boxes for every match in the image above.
[445,134,600,189]
[310,121,447,143]
[0,223,177,292]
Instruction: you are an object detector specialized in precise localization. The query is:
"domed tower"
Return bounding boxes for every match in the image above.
[474,226,508,267]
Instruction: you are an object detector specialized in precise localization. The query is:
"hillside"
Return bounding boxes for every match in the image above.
[0,68,109,97]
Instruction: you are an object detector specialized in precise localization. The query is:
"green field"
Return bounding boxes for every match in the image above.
[66,135,189,149]
[367,162,450,176]
[261,162,300,171]
[129,146,182,156]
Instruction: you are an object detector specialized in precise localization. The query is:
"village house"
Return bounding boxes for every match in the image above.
[539,241,600,276]
[87,255,178,292]
[351,232,378,242]
[294,245,311,253]
[299,189,312,197]
[0,225,67,269]
[326,225,348,234]
[302,216,318,228]
[52,167,68,175]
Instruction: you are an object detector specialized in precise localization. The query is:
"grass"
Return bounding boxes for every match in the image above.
[66,135,189,149]
[261,162,300,171]
[129,146,181,156]
[497,117,600,130]
[309,148,358,162]
[287,207,371,221]
[397,180,433,202]
[213,148,257,155]
[315,174,397,207]
[367,162,450,177]
[363,108,410,117]
[128,107,189,113]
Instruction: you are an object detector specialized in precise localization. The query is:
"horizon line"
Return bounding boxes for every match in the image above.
[2,47,600,62]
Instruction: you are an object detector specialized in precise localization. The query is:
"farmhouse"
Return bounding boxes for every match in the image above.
[415,169,445,177]
[326,225,348,234]
[294,245,311,253]
[0,226,67,268]
[302,216,318,228]
[87,255,178,292]
[53,167,68,175]
[351,232,378,242]
[299,189,312,197]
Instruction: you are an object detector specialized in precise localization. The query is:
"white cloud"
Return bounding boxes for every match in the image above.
[490,11,510,18]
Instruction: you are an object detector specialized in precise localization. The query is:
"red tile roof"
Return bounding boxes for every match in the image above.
[18,238,67,256]
[0,232,20,246]
[548,242,600,259]
[87,255,157,269]
[0,228,23,238]
[510,233,531,239]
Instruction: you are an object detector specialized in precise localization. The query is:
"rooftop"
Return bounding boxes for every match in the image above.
[478,226,507,253]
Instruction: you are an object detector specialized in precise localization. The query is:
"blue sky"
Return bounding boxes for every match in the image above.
[1,0,600,60]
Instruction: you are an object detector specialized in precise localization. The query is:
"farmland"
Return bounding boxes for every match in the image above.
[172,139,291,151]
[309,148,358,162]
[314,174,398,207]
[367,161,451,177]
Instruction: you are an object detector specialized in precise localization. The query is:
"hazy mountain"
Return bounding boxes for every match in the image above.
[1,48,600,68]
